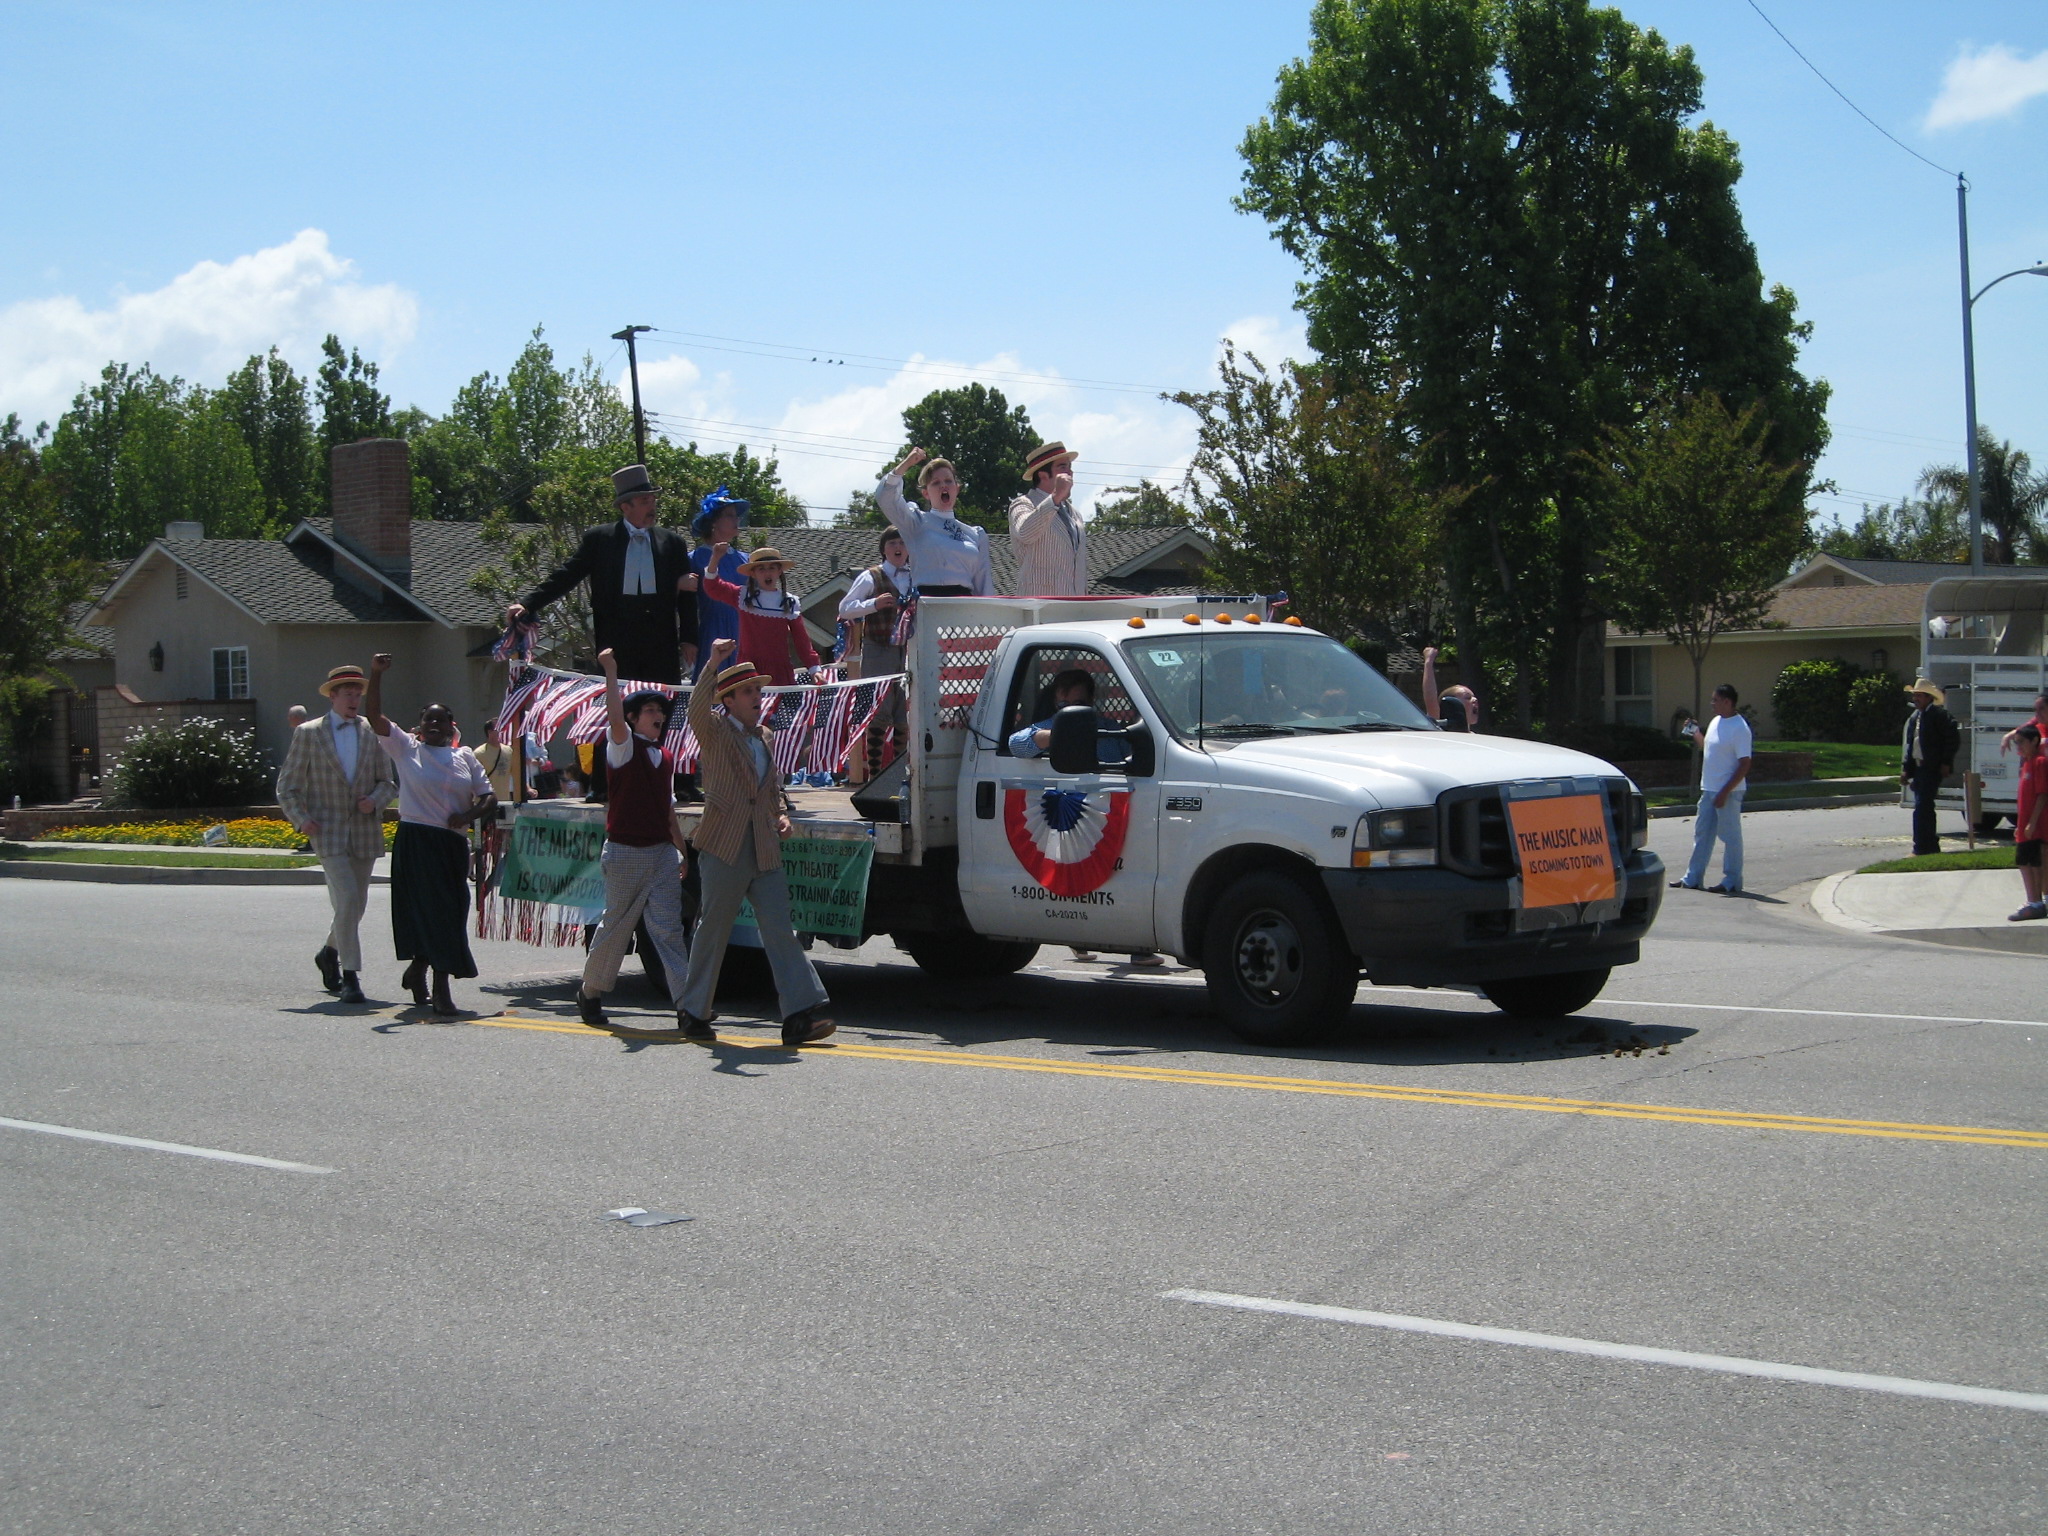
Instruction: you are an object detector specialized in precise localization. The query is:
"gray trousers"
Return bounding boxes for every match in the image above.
[582,842,693,997]
[678,848,828,1023]
[318,853,378,971]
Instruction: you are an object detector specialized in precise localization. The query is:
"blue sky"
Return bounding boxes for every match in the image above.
[1,1,2042,525]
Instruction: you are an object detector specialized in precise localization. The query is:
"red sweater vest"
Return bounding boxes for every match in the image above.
[606,737,674,848]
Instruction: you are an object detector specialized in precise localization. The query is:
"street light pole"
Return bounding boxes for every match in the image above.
[1955,175,2048,575]
[611,324,653,463]
[1956,177,1983,575]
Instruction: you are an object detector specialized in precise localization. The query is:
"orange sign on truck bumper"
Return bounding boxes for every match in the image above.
[1505,792,1619,909]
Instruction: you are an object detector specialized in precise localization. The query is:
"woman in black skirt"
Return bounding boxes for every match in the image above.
[364,654,496,1014]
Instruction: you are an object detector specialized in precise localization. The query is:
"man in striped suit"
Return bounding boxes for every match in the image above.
[277,664,397,1004]
[675,638,834,1047]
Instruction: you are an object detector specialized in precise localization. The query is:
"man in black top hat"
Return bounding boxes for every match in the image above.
[507,464,698,685]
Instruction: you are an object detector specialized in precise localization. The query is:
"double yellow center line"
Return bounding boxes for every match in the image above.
[481,1013,2048,1152]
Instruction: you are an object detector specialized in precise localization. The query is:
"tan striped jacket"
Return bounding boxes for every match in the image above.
[275,714,396,860]
[686,676,789,872]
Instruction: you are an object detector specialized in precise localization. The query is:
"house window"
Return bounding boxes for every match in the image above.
[1613,645,1653,728]
[211,646,249,701]
[176,569,189,600]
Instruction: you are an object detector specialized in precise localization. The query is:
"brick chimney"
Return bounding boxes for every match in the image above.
[330,438,412,584]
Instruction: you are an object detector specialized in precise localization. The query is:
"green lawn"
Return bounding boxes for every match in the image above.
[1756,740,1898,779]
[1646,777,1895,807]
[1858,848,2016,875]
[0,844,318,869]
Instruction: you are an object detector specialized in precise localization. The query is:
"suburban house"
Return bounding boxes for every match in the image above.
[86,440,504,776]
[1605,553,1948,736]
[74,441,1217,788]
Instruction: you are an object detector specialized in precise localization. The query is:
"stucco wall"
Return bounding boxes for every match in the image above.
[1607,629,1922,738]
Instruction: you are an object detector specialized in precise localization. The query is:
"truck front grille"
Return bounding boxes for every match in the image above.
[1438,779,1635,880]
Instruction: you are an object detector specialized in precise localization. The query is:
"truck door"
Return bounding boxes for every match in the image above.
[959,642,1161,952]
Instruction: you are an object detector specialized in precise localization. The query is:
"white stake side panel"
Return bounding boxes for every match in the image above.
[905,594,1270,858]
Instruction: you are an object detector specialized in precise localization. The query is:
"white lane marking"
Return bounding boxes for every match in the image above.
[0,1116,334,1174]
[1165,1290,2048,1415]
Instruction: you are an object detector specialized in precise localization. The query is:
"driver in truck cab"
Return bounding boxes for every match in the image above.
[1007,669,1129,764]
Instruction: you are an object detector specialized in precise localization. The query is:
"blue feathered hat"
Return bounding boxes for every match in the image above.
[692,484,749,539]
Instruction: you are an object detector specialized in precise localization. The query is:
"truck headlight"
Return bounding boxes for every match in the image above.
[1353,807,1438,868]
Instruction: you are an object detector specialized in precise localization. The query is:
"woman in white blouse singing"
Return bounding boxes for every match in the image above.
[877,447,995,597]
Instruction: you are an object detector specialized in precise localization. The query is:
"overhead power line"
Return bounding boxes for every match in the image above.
[643,329,1181,398]
[1741,0,1956,177]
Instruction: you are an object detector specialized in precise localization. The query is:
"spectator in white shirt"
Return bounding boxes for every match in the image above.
[1672,683,1752,895]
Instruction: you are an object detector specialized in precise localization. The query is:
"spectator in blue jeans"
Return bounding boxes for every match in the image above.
[1671,683,1753,896]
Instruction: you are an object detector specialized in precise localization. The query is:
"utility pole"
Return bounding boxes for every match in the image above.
[1956,177,1984,576]
[611,325,653,464]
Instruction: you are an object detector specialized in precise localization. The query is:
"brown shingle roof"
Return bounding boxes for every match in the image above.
[1610,582,1929,638]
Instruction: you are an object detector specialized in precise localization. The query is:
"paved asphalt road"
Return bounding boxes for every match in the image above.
[3,804,2043,1534]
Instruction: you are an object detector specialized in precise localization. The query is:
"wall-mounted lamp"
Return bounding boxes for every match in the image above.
[148,641,165,672]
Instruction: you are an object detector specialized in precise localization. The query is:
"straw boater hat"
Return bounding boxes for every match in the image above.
[713,661,767,700]
[736,546,795,577]
[318,664,367,697]
[1904,677,1947,706]
[1021,441,1078,482]
[612,464,657,503]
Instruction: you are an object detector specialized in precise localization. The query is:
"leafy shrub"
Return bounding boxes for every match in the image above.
[0,677,57,806]
[1771,658,1860,742]
[1532,720,1691,762]
[106,719,269,810]
[1845,669,1910,746]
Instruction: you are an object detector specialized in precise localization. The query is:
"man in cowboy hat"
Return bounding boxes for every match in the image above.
[276,664,399,1004]
[1902,677,1960,856]
[507,464,698,685]
[674,638,835,1047]
[1008,441,1088,597]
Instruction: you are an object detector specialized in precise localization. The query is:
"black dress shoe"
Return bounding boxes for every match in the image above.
[336,972,366,1005]
[781,1006,836,1048]
[401,957,429,1006]
[679,1014,717,1043]
[315,946,342,993]
[577,991,609,1029]
[430,973,460,1017]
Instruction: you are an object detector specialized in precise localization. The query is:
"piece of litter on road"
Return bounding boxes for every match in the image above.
[602,1207,693,1227]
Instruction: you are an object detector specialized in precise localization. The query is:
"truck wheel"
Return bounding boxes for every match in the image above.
[1974,812,2006,836]
[896,933,1040,979]
[1481,968,1611,1019]
[1202,871,1358,1047]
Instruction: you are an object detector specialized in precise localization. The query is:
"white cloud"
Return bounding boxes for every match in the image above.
[638,318,1310,520]
[1925,42,2048,130]
[0,229,418,426]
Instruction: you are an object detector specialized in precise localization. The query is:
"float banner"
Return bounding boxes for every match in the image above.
[1504,787,1619,911]
[496,804,607,914]
[739,836,873,938]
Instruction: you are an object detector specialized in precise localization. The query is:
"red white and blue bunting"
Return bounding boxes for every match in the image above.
[1002,783,1131,897]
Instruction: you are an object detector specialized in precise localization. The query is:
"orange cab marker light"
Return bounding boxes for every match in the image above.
[1215,613,1234,624]
[1244,613,1263,624]
[1284,616,1305,626]
[1128,616,1146,628]
[1184,614,1201,625]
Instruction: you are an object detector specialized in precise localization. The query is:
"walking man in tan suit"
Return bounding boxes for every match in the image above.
[675,638,835,1047]
[277,663,396,1004]
[1007,440,1088,596]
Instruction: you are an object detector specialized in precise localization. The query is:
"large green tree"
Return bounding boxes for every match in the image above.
[1920,428,2044,566]
[1598,392,1806,730]
[315,333,393,504]
[0,416,95,679]
[1238,0,1828,728]
[1090,479,1190,530]
[889,383,1039,521]
[220,348,317,528]
[1173,345,1454,642]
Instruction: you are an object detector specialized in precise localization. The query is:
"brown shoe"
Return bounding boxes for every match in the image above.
[781,1007,836,1047]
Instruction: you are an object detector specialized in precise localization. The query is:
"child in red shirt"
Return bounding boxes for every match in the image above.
[2011,724,2046,922]
[702,543,820,687]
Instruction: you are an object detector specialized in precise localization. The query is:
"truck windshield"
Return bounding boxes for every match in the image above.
[1121,631,1433,741]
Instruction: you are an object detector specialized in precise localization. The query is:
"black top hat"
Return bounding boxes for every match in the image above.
[612,464,657,503]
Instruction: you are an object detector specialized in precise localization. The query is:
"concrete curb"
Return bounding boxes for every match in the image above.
[1650,792,1897,819]
[1809,870,2047,957]
[0,860,388,887]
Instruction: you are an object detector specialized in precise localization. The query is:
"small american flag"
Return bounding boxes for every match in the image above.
[766,689,820,779]
[889,593,919,649]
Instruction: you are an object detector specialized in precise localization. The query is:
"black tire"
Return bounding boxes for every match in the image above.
[1201,871,1358,1047]
[895,932,1040,979]
[1481,967,1612,1019]
[1975,812,2006,836]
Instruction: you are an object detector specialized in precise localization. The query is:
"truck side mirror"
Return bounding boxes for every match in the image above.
[1048,706,1100,775]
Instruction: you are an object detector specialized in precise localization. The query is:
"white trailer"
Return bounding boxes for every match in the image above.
[1922,572,2048,830]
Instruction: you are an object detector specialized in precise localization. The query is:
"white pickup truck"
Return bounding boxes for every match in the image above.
[698,594,1664,1046]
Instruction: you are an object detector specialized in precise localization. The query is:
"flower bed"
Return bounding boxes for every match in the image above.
[43,817,397,850]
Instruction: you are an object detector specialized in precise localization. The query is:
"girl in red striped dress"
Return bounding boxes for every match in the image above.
[702,544,820,687]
